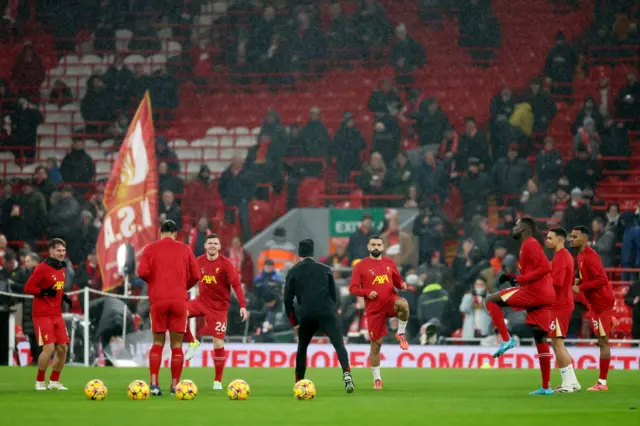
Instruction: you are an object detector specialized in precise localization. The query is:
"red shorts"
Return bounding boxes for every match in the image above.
[499,287,553,331]
[150,299,188,333]
[548,309,573,338]
[33,315,69,346]
[365,295,399,341]
[589,310,615,338]
[186,299,228,339]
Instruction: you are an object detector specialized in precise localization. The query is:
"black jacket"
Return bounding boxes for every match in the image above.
[284,258,337,326]
[61,149,96,184]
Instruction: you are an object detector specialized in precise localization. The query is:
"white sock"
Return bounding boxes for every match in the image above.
[397,320,408,334]
[567,365,579,384]
[371,366,381,381]
[559,367,571,386]
[598,378,607,385]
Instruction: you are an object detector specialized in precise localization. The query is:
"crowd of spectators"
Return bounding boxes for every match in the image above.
[0,0,639,351]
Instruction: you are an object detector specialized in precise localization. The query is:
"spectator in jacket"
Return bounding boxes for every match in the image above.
[544,31,577,98]
[333,112,366,184]
[524,77,556,133]
[621,212,640,283]
[565,145,600,190]
[439,124,458,176]
[10,42,45,102]
[354,0,392,56]
[358,152,392,207]
[413,214,445,265]
[326,2,360,66]
[156,136,180,174]
[257,227,297,273]
[368,77,402,116]
[562,188,593,231]
[245,132,286,199]
[573,116,601,158]
[218,156,253,242]
[417,151,447,205]
[460,158,491,221]
[183,164,223,219]
[146,66,179,122]
[489,87,516,158]
[521,179,552,220]
[600,117,630,171]
[590,216,617,267]
[60,139,95,194]
[227,236,254,291]
[46,157,62,186]
[102,54,137,110]
[572,96,604,135]
[16,181,47,248]
[460,277,492,339]
[371,117,401,166]
[81,75,116,138]
[624,279,640,339]
[186,215,211,257]
[416,98,449,147]
[382,214,414,266]
[457,117,489,171]
[159,190,182,229]
[32,166,56,207]
[491,144,531,205]
[8,97,43,164]
[390,23,426,70]
[290,10,326,73]
[48,186,81,248]
[347,212,376,262]
[294,107,331,178]
[158,161,183,198]
[390,150,415,200]
[535,136,564,193]
[616,71,639,128]
[605,203,623,241]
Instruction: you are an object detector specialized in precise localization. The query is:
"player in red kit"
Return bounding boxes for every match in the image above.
[183,234,248,389]
[349,235,409,390]
[485,218,555,395]
[570,225,616,391]
[137,220,200,396]
[23,238,73,391]
[544,228,581,393]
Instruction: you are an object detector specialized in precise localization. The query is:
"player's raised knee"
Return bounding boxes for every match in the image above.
[394,297,409,312]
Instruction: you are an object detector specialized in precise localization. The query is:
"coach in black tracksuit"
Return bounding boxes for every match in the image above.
[284,239,355,393]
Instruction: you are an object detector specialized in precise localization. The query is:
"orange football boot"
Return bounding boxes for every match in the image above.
[395,333,409,350]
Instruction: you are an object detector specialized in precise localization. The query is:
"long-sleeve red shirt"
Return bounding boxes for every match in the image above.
[349,257,403,313]
[196,254,246,310]
[137,237,200,304]
[23,261,66,317]
[551,248,575,312]
[517,237,554,297]
[577,246,614,314]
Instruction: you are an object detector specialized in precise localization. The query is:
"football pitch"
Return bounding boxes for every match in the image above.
[1,368,638,426]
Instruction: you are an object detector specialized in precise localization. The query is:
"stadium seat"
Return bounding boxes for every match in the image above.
[297,178,325,208]
[248,200,272,234]
[115,29,133,51]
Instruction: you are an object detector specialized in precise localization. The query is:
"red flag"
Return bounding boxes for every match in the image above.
[97,93,158,291]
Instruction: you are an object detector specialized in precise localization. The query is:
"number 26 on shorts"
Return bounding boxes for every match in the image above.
[215,322,227,332]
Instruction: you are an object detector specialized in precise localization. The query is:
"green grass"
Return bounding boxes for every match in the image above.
[1,368,639,425]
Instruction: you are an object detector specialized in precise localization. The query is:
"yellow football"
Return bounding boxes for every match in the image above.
[127,380,150,400]
[175,379,198,400]
[84,379,107,400]
[227,379,250,400]
[293,379,316,400]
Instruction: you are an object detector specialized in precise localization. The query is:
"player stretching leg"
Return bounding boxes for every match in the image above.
[350,235,409,390]
[184,234,248,389]
[570,226,615,391]
[138,221,201,396]
[485,218,555,395]
[544,228,581,392]
[24,239,73,390]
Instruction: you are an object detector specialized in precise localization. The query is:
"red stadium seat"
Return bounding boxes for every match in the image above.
[248,200,272,234]
[298,178,326,208]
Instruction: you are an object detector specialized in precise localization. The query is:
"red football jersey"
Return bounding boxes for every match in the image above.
[196,254,246,310]
[550,247,575,311]
[138,237,200,304]
[517,237,554,297]
[577,246,614,314]
[23,261,66,316]
[349,257,403,313]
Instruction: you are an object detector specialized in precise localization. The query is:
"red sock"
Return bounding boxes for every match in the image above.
[599,357,610,381]
[50,371,60,382]
[536,343,552,389]
[184,327,194,344]
[171,348,184,389]
[149,344,163,386]
[486,302,510,341]
[214,347,226,383]
[36,369,45,382]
